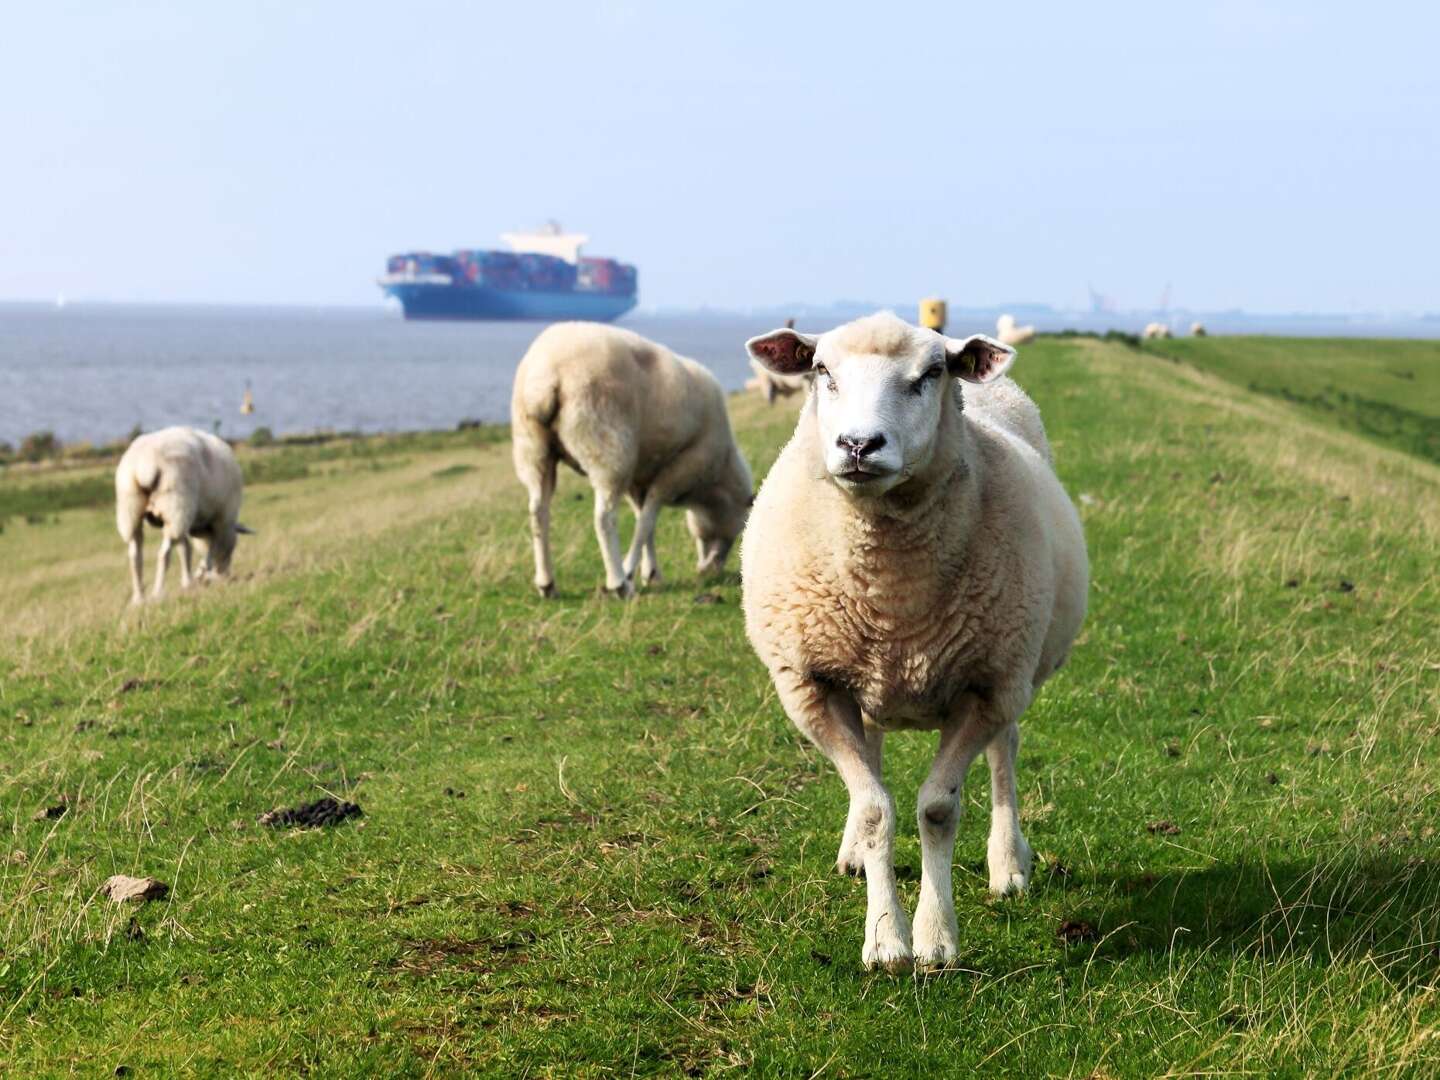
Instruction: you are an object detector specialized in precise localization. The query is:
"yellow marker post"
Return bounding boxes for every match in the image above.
[919,298,947,334]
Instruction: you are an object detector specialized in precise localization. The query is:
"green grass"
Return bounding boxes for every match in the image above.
[2,339,1438,1076]
[1144,335,1440,465]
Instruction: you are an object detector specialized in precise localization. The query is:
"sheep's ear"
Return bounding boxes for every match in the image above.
[235,523,256,535]
[746,328,817,376]
[944,334,1015,384]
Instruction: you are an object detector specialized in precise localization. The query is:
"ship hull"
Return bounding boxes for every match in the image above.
[383,282,636,322]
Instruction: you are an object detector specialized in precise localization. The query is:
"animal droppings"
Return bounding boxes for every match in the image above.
[102,874,169,904]
[1146,820,1181,836]
[259,797,363,829]
[1057,919,1097,945]
[33,799,69,821]
[1337,579,1355,593]
[693,592,724,605]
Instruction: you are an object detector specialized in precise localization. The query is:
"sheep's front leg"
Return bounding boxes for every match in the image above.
[779,677,910,973]
[912,694,1016,967]
[621,495,662,585]
[592,486,632,597]
[177,536,194,589]
[836,719,884,874]
[986,720,1033,897]
[127,534,145,605]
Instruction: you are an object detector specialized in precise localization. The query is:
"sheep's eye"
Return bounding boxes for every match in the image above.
[910,366,945,394]
[814,364,837,392]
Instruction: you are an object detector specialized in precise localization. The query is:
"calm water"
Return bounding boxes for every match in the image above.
[3,302,1437,446]
[0,305,779,446]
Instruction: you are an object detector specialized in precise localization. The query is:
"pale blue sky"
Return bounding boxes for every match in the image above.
[3,1,1437,312]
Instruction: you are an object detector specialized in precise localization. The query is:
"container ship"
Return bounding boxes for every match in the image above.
[379,223,637,322]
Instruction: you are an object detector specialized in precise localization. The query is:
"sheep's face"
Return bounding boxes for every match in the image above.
[746,313,1015,498]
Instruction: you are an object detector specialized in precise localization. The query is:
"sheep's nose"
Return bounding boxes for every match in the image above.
[837,433,886,458]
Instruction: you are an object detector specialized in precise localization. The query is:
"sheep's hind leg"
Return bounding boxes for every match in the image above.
[985,720,1033,898]
[836,720,885,875]
[126,534,145,605]
[912,697,999,968]
[152,535,173,599]
[517,450,558,597]
[592,484,632,597]
[782,678,910,973]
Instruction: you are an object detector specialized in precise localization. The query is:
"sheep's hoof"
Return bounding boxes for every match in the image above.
[862,941,914,975]
[835,849,865,877]
[536,582,556,599]
[988,836,1033,897]
[602,582,634,600]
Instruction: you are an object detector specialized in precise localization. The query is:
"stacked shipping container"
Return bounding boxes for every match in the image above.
[387,249,636,296]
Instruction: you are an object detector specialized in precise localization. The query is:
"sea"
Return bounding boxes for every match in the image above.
[2,302,1437,447]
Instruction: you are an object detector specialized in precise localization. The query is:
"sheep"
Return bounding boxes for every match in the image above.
[115,426,251,605]
[1142,321,1172,340]
[1190,321,1207,337]
[746,356,810,404]
[741,311,1088,972]
[511,322,754,598]
[995,312,1037,347]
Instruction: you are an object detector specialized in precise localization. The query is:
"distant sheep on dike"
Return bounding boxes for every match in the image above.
[741,311,1088,972]
[996,312,1037,347]
[511,322,754,597]
[1142,321,1172,339]
[115,426,252,605]
[745,356,811,404]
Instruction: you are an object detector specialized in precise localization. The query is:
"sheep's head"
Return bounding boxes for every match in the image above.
[746,312,1015,498]
[205,521,253,578]
[686,454,753,575]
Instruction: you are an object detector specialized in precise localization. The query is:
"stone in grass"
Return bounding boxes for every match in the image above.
[259,796,363,829]
[103,874,169,904]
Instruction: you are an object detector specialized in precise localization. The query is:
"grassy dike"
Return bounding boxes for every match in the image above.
[1,338,1438,1075]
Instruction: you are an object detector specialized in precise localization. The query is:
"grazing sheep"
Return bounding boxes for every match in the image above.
[1142,321,1172,340]
[995,313,1037,347]
[511,322,754,597]
[742,312,1088,972]
[115,426,251,605]
[746,357,811,404]
[1190,321,1207,337]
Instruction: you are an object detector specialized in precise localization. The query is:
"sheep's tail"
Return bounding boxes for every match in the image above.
[511,375,561,496]
[114,457,159,541]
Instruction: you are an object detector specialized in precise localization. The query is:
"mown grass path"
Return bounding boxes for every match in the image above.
[2,339,1437,1075]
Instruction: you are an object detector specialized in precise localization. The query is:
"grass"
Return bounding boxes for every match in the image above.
[1,337,1438,1075]
[1143,335,1440,465]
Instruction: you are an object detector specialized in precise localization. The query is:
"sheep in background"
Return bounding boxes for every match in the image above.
[511,322,753,598]
[996,312,1037,347]
[115,426,251,604]
[1190,322,1207,337]
[746,356,810,404]
[1142,322,1172,340]
[742,312,1087,972]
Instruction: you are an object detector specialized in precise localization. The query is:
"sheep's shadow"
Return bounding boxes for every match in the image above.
[1039,850,1440,982]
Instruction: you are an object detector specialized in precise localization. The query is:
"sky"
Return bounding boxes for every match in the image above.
[3,1,1438,313]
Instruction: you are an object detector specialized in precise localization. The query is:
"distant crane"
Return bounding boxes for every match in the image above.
[1087,284,1116,315]
[1156,282,1172,313]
